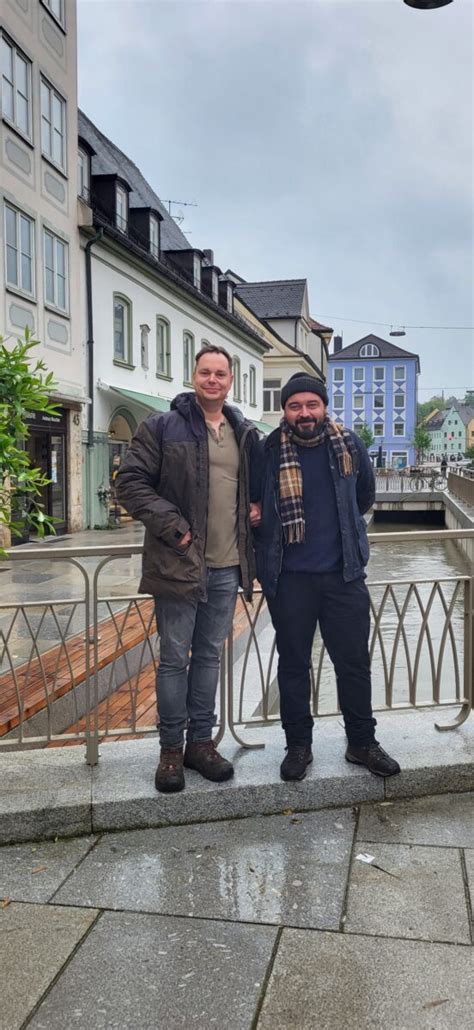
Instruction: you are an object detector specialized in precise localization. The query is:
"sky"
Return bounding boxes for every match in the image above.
[77,0,473,401]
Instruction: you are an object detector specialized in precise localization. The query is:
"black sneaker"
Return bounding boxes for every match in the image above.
[345,741,400,777]
[280,746,313,782]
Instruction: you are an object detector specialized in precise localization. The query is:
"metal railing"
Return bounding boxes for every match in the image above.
[0,529,473,764]
[375,469,447,492]
[448,470,474,507]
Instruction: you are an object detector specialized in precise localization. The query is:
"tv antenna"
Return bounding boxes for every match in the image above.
[162,199,198,224]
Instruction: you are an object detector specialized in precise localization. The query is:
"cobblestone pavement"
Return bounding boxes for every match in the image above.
[1,791,472,1029]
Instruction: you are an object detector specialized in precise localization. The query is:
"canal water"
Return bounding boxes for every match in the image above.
[312,520,471,713]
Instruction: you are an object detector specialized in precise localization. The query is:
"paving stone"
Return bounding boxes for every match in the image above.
[377,708,474,800]
[55,808,355,930]
[464,848,474,935]
[29,911,277,1030]
[0,747,92,845]
[345,841,470,943]
[257,928,474,1030]
[0,835,97,904]
[358,792,474,848]
[0,902,98,1030]
[91,727,383,834]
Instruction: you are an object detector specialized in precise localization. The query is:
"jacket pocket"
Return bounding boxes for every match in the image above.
[149,538,202,584]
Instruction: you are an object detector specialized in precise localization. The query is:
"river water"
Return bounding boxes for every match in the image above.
[313,521,471,713]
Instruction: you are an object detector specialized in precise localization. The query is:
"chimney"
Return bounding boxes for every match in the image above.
[333,335,343,353]
[202,249,214,266]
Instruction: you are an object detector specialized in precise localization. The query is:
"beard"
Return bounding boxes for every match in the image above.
[292,418,324,440]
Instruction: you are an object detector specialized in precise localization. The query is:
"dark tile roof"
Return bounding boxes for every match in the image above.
[309,318,333,334]
[328,333,420,370]
[450,401,474,425]
[78,110,190,252]
[235,279,307,319]
[426,412,446,430]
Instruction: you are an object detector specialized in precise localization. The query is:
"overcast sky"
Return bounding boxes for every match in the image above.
[77,0,473,400]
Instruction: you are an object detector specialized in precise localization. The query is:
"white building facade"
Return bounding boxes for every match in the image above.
[1,0,86,541]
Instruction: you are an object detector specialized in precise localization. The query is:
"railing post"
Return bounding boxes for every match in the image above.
[435,576,473,730]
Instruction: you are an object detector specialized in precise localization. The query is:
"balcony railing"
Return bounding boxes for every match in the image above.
[0,530,472,765]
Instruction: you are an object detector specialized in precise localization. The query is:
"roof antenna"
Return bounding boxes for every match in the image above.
[162,199,197,224]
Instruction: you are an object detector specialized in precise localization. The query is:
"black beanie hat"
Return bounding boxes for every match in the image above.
[281,372,328,409]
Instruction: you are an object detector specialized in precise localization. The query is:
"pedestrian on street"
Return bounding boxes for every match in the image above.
[253,372,400,782]
[116,345,261,793]
[440,456,447,476]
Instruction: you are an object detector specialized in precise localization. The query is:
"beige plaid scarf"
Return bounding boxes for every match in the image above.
[279,415,358,543]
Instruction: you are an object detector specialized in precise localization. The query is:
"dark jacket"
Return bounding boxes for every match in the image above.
[115,392,260,601]
[253,428,375,599]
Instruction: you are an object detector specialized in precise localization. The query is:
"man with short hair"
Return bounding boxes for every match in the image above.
[254,372,400,782]
[116,345,261,792]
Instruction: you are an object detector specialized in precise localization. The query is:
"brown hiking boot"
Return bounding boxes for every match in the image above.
[155,747,185,793]
[184,740,234,783]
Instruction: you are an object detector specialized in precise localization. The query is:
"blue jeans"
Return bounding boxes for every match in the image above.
[154,566,240,747]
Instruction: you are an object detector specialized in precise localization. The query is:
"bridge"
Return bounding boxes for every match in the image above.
[374,466,474,514]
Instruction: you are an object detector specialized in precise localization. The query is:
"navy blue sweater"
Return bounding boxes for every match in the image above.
[282,440,343,574]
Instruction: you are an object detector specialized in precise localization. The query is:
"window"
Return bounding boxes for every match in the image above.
[226,282,233,313]
[263,379,281,413]
[374,367,384,382]
[353,367,364,382]
[41,78,66,171]
[374,394,384,409]
[193,254,201,290]
[212,271,219,304]
[249,365,257,406]
[394,422,405,436]
[232,356,241,401]
[183,331,195,384]
[333,368,343,383]
[43,0,65,26]
[156,318,171,377]
[333,393,343,410]
[391,452,408,469]
[394,391,405,409]
[149,216,160,259]
[43,229,68,312]
[116,185,128,232]
[77,148,90,201]
[243,373,248,404]
[353,395,364,409]
[113,295,132,364]
[394,366,405,380]
[360,343,380,357]
[1,35,32,139]
[373,423,384,437]
[4,204,34,296]
[140,324,149,369]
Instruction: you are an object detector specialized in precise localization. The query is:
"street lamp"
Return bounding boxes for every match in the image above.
[403,1,453,9]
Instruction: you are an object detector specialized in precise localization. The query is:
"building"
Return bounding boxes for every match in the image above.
[1,0,85,543]
[229,275,331,428]
[77,112,270,527]
[328,334,420,468]
[427,402,474,460]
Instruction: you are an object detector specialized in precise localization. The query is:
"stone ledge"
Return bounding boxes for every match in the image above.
[0,707,472,845]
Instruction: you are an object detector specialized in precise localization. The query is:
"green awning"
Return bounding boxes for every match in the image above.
[252,419,274,435]
[110,386,170,413]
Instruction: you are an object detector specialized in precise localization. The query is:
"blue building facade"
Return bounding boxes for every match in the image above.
[328,334,420,468]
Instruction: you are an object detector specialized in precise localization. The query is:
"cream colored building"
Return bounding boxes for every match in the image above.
[1,0,85,543]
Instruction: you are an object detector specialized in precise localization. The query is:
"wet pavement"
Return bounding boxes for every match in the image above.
[1,789,472,1029]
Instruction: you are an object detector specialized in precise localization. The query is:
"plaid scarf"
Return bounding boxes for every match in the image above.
[279,415,358,544]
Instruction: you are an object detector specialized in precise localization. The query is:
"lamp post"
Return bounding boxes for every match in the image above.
[403,1,453,9]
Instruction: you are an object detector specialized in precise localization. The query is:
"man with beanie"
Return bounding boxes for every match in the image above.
[254,372,400,781]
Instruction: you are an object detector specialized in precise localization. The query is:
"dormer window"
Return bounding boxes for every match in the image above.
[212,271,219,304]
[116,184,128,232]
[77,147,90,202]
[193,253,201,290]
[359,343,380,357]
[149,215,160,259]
[227,282,233,313]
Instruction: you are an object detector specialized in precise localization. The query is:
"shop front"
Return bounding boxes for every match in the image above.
[20,408,69,540]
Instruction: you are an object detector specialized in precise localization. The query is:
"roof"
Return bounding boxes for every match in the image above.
[235,279,307,319]
[449,402,474,425]
[78,110,190,252]
[425,412,446,431]
[309,317,333,335]
[328,333,420,371]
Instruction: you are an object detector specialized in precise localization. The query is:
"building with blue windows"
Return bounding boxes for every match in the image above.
[328,334,420,468]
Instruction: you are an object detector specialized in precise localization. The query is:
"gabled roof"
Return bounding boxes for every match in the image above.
[328,333,420,371]
[449,402,474,425]
[235,279,307,319]
[78,110,190,252]
[426,411,447,431]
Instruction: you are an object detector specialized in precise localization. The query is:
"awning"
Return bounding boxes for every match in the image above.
[108,385,170,413]
[252,419,274,435]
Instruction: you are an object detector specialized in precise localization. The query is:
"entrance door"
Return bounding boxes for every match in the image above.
[24,429,67,536]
